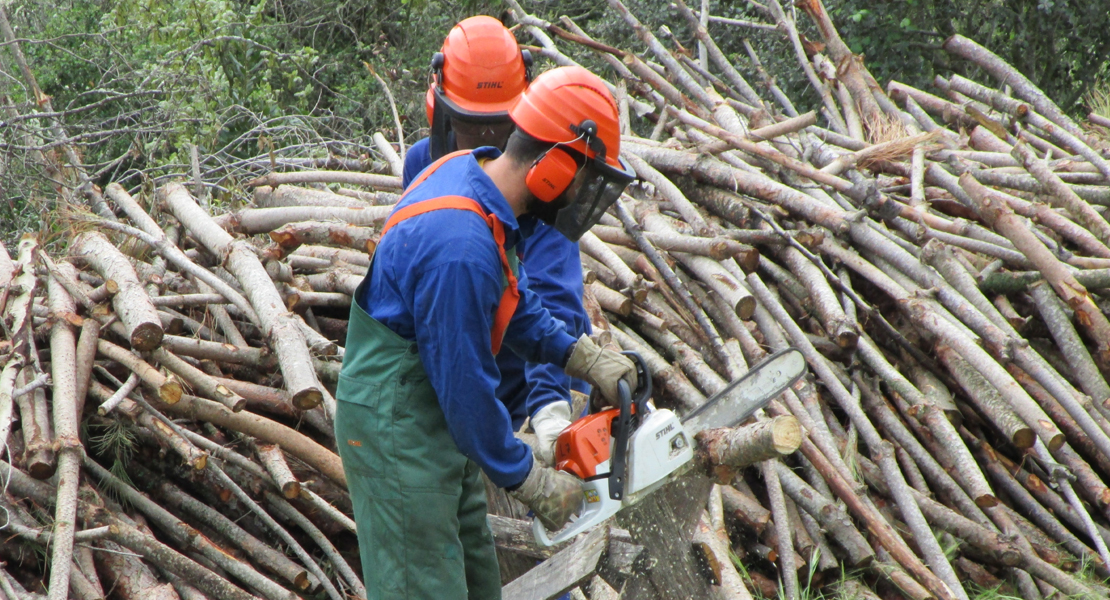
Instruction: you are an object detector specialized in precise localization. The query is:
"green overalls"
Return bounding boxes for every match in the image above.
[336,177,523,599]
[336,280,503,599]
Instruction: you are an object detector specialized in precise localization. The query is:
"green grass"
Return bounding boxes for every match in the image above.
[1088,79,1110,119]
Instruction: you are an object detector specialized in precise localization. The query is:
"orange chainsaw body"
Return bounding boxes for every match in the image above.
[553,409,620,479]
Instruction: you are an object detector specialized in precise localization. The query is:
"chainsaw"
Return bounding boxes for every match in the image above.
[533,348,807,546]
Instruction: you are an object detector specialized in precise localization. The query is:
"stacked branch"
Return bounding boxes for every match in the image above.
[6,1,1110,599]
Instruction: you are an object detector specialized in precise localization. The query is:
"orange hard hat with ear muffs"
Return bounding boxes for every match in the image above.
[426,16,532,160]
[510,66,637,242]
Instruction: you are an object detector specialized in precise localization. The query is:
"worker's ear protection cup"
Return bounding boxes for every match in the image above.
[522,49,534,82]
[428,52,449,160]
[526,148,578,203]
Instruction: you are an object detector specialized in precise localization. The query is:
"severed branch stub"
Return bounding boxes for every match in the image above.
[696,416,802,477]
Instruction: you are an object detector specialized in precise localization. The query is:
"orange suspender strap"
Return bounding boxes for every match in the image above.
[380,196,521,355]
[400,149,471,199]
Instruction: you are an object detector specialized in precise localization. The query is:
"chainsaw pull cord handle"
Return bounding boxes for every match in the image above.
[607,351,650,501]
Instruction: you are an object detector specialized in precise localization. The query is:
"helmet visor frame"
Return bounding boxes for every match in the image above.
[429,86,518,160]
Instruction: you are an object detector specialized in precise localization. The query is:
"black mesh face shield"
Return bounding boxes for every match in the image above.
[551,154,636,241]
[429,87,515,161]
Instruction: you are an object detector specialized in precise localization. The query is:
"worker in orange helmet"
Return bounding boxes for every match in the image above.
[338,66,637,598]
[408,18,595,472]
[406,15,532,175]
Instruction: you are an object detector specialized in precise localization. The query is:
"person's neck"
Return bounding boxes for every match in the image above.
[481,154,530,217]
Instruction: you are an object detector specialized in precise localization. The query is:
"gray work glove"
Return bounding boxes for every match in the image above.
[530,401,573,466]
[510,464,584,531]
[563,335,638,407]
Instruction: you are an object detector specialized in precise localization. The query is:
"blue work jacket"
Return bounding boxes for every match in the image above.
[404,138,592,430]
[361,147,578,488]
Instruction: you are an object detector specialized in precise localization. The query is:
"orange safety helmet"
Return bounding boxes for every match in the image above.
[426,16,532,160]
[509,66,636,241]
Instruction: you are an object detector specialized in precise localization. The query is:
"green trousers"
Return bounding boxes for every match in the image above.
[336,293,502,599]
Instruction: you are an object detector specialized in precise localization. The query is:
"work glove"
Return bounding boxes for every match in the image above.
[510,464,584,531]
[530,401,573,466]
[563,335,638,407]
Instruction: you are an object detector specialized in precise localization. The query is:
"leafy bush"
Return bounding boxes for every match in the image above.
[2,0,1108,245]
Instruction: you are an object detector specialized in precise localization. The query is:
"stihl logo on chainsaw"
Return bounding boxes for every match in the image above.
[477,81,503,89]
[655,423,675,440]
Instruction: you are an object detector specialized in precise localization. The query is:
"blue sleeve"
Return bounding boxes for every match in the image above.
[517,229,593,419]
[402,138,432,189]
[413,256,533,489]
[501,267,577,369]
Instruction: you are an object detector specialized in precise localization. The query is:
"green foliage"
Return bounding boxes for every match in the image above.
[89,416,137,465]
[823,0,1110,117]
[3,0,1108,247]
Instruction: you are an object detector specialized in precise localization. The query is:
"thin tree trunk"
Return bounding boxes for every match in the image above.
[155,393,345,487]
[46,263,82,600]
[961,172,1110,366]
[72,232,163,351]
[774,462,875,567]
[161,183,324,409]
[213,205,391,234]
[152,348,247,412]
[72,319,100,421]
[697,418,802,468]
[97,339,182,403]
[247,170,400,190]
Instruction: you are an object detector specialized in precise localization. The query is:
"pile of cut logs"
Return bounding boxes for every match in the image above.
[4,0,1110,599]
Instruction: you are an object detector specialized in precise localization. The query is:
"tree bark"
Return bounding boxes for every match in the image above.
[72,231,163,351]
[961,173,1110,366]
[256,444,301,499]
[1029,280,1110,410]
[46,262,82,600]
[696,417,801,469]
[155,393,345,487]
[73,319,100,421]
[774,462,875,567]
[161,183,324,409]
[268,221,377,255]
[153,474,318,591]
[942,36,1103,162]
[247,170,401,189]
[15,366,55,479]
[255,184,394,209]
[0,459,259,600]
[97,339,182,404]
[152,348,247,412]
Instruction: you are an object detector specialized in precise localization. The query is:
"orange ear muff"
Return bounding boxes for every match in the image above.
[526,148,578,203]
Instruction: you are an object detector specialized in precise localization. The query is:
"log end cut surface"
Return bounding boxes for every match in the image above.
[131,321,165,352]
[291,387,324,410]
